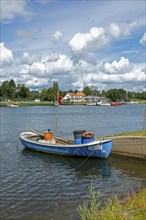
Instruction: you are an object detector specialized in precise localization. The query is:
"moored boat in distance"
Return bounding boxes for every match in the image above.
[7,103,19,107]
[20,131,112,158]
[110,102,121,106]
[96,101,121,106]
[86,102,97,106]
[96,101,111,106]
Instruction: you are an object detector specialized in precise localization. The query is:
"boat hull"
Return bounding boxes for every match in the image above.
[110,103,121,106]
[20,132,112,158]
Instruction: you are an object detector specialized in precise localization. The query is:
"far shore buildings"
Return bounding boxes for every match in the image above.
[63,92,75,102]
[34,98,41,102]
[63,92,105,103]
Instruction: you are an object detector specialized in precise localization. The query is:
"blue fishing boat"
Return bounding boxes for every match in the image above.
[20,131,112,158]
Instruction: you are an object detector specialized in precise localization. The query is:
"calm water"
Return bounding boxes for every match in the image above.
[0,104,146,220]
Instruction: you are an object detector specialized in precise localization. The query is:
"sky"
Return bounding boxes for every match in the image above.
[0,0,146,92]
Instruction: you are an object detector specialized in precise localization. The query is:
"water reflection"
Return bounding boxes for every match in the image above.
[22,148,112,179]
[109,155,146,181]
[21,148,146,193]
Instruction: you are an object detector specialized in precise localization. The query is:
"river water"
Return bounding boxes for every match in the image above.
[0,104,146,220]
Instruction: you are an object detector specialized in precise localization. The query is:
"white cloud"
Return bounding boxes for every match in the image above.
[109,23,121,38]
[109,21,139,39]
[26,77,49,88]
[0,42,14,66]
[42,53,60,63]
[20,64,29,74]
[21,52,35,65]
[1,0,33,23]
[20,53,73,78]
[1,46,144,92]
[140,32,146,45]
[68,27,109,55]
[103,57,132,74]
[70,57,145,91]
[53,31,63,41]
[123,21,138,36]
[68,21,140,62]
[123,67,145,82]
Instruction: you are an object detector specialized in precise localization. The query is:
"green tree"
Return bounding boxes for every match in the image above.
[106,89,122,102]
[0,85,3,99]
[73,89,79,94]
[101,90,106,97]
[53,81,59,101]
[141,91,146,100]
[1,81,10,99]
[47,87,55,101]
[31,90,40,99]
[40,88,49,101]
[127,91,133,100]
[1,79,16,99]
[16,84,31,99]
[119,89,126,101]
[83,86,92,96]
[9,79,16,99]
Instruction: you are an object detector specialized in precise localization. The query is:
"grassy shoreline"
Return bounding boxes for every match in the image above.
[0,101,54,106]
[79,186,146,220]
[0,100,146,107]
[112,129,146,136]
[95,130,146,140]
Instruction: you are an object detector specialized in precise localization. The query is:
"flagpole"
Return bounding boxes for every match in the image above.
[143,109,146,130]
[55,90,63,135]
[56,104,58,134]
[55,90,59,134]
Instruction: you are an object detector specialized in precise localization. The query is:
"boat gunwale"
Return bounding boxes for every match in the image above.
[20,132,112,148]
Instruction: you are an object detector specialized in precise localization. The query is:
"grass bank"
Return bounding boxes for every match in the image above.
[114,129,146,136]
[79,186,146,220]
[17,101,54,106]
[95,130,146,140]
[0,101,54,106]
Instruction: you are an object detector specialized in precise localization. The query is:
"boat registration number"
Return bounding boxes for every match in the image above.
[88,144,101,150]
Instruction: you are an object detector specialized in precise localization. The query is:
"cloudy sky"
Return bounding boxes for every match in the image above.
[0,0,146,92]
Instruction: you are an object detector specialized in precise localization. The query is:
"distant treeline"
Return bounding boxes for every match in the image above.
[0,79,145,102]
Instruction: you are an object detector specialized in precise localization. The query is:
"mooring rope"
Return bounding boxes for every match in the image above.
[67,149,96,176]
[0,127,34,149]
[0,135,20,149]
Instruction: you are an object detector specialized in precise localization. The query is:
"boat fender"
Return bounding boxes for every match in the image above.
[82,131,94,138]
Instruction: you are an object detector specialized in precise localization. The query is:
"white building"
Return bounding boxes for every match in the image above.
[63,92,75,101]
[34,98,41,102]
[73,92,86,102]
